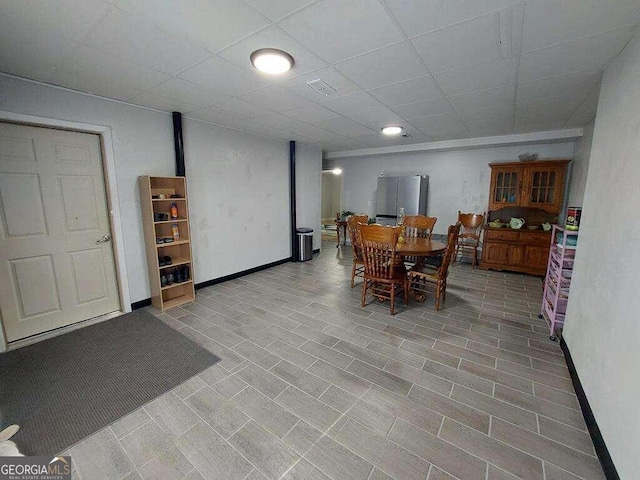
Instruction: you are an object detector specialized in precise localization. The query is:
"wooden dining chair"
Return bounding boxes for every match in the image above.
[347,214,368,287]
[455,211,485,268]
[359,224,408,315]
[402,215,438,268]
[408,222,461,310]
[403,215,437,239]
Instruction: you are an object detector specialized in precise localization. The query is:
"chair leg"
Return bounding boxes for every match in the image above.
[472,246,477,268]
[435,281,442,311]
[351,262,356,288]
[404,278,409,305]
[390,284,396,315]
[361,279,368,307]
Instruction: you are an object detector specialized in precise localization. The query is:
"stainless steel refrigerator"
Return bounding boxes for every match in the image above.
[375,175,428,226]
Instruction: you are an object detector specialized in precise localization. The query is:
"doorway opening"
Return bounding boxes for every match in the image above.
[321,169,342,242]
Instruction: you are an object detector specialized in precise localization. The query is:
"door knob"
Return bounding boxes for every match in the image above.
[96,234,111,244]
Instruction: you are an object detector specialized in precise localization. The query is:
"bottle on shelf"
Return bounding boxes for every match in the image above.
[170,202,178,219]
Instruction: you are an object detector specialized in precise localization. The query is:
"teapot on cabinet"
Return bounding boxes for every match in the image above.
[509,218,525,229]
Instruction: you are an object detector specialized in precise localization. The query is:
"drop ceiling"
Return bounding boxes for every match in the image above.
[1,0,639,153]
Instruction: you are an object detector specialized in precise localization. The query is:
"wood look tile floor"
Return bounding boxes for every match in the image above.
[65,243,605,480]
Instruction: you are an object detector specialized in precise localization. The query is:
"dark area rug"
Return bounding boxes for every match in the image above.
[0,309,220,456]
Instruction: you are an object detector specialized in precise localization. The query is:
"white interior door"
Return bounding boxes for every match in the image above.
[0,122,120,342]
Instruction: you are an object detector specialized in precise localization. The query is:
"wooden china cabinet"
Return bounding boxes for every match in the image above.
[481,159,570,276]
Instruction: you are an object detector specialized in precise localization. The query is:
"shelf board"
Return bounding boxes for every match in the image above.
[156,239,190,248]
[159,258,191,269]
[161,279,193,291]
[154,218,188,224]
[152,197,186,202]
[162,294,194,310]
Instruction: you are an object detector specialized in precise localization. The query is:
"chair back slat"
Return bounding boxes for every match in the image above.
[359,224,402,280]
[347,215,368,260]
[440,222,462,275]
[457,211,484,240]
[403,215,437,239]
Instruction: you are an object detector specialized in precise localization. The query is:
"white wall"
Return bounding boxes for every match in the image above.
[324,143,574,234]
[296,143,322,250]
[563,32,640,479]
[567,120,595,208]
[0,75,321,305]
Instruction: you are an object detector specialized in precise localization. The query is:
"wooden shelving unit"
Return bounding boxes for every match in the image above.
[138,176,195,311]
[481,159,571,276]
[540,225,578,341]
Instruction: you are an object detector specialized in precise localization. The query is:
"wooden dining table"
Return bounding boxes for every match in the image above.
[395,236,447,257]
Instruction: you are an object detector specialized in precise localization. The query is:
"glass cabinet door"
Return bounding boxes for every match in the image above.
[492,168,521,206]
[524,165,564,211]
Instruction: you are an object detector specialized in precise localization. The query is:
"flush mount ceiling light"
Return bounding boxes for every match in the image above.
[382,126,403,136]
[332,168,342,175]
[250,48,294,75]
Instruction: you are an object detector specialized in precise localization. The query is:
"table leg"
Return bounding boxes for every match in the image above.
[336,224,341,247]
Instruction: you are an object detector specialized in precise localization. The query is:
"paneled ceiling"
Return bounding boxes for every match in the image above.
[1,0,639,153]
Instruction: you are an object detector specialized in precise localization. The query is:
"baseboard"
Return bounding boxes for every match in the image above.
[313,248,320,254]
[560,338,620,480]
[131,257,292,310]
[194,257,291,290]
[131,298,152,310]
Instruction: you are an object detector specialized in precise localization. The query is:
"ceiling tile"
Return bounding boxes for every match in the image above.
[465,117,514,137]
[0,16,79,82]
[218,26,328,79]
[521,0,640,52]
[187,107,260,130]
[241,0,315,21]
[344,108,406,131]
[179,56,271,96]
[514,116,566,133]
[456,103,513,123]
[517,70,602,103]
[434,57,517,96]
[391,98,453,120]
[147,77,230,106]
[117,0,270,52]
[352,133,433,148]
[313,117,376,137]
[335,41,428,90]
[130,92,199,113]
[369,76,443,106]
[250,112,308,129]
[519,27,635,83]
[240,84,310,111]
[48,46,170,101]
[0,0,111,41]
[516,96,585,123]
[86,8,211,75]
[278,67,361,101]
[448,86,515,112]
[211,97,275,118]
[385,0,523,37]
[411,113,468,139]
[283,104,340,123]
[278,0,404,63]
[412,13,502,73]
[320,92,385,116]
[565,85,600,127]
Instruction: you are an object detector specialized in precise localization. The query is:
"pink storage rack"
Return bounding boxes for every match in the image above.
[540,225,578,341]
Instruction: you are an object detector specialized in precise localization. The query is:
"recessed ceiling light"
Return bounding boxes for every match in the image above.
[250,48,294,75]
[332,168,342,175]
[382,126,403,136]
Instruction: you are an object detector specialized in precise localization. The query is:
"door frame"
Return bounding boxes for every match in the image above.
[0,110,132,352]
